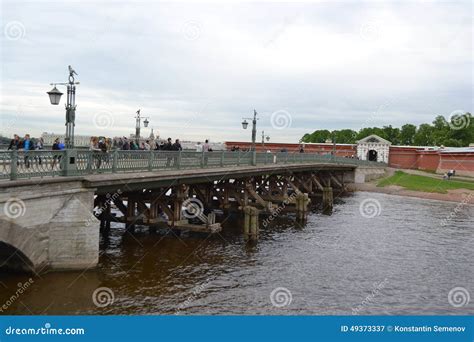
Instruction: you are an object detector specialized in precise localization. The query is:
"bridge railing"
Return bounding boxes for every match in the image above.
[0,150,386,180]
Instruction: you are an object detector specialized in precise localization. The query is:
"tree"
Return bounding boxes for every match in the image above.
[399,124,417,145]
[332,129,357,144]
[414,124,435,146]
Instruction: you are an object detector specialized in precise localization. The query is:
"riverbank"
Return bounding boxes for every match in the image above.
[352,169,474,204]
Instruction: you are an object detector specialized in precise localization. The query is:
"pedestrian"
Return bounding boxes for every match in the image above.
[144,140,151,151]
[195,142,203,152]
[122,137,130,150]
[22,134,32,168]
[164,138,173,167]
[202,139,210,166]
[51,138,61,169]
[35,137,44,165]
[8,134,21,150]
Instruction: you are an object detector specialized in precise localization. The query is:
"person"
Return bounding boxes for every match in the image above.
[90,137,102,169]
[52,138,61,169]
[34,137,44,165]
[144,140,151,151]
[8,134,21,150]
[195,141,203,152]
[447,170,453,180]
[203,139,210,152]
[122,137,130,150]
[299,145,305,153]
[164,138,173,167]
[22,134,32,168]
[155,140,165,150]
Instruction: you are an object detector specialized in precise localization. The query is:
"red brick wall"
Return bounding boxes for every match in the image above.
[388,147,419,169]
[438,153,474,173]
[416,151,440,171]
[225,141,357,156]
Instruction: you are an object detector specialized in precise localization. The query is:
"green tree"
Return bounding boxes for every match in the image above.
[399,124,417,145]
[414,123,435,146]
[332,129,357,144]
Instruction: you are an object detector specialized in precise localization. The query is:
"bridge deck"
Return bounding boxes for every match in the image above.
[0,162,359,193]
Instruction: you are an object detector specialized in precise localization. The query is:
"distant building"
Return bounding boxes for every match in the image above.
[356,134,391,163]
[41,132,91,147]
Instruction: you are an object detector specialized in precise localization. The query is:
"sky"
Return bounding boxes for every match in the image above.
[0,0,472,143]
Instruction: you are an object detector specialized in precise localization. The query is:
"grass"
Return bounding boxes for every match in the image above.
[377,171,474,194]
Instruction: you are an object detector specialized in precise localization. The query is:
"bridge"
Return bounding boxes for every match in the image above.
[0,150,386,273]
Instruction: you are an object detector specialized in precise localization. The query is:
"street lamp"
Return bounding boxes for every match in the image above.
[47,65,80,149]
[135,109,150,144]
[242,109,258,165]
[261,130,270,147]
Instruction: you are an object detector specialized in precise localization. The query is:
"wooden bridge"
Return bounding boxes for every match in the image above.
[0,150,386,273]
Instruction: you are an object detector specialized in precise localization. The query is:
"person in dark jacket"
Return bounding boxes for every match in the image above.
[52,138,61,169]
[172,139,182,151]
[8,134,20,150]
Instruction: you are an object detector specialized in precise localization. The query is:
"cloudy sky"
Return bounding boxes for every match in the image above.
[1,0,472,142]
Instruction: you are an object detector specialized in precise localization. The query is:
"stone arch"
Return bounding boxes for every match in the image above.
[0,241,34,273]
[368,149,378,162]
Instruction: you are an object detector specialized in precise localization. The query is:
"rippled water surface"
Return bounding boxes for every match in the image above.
[1,192,473,315]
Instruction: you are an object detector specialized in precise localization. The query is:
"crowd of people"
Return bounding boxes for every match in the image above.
[7,134,48,151]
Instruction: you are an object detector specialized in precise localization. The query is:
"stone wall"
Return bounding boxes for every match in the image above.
[0,180,98,273]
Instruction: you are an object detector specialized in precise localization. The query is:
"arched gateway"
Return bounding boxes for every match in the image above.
[356,134,391,163]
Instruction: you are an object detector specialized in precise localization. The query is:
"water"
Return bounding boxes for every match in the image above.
[0,192,472,315]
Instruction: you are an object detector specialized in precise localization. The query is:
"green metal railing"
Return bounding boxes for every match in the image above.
[0,150,386,180]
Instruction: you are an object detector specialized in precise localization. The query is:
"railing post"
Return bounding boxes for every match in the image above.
[148,150,153,171]
[112,149,118,173]
[10,150,18,180]
[177,150,182,169]
[200,151,204,168]
[220,150,224,167]
[237,150,241,166]
[62,149,78,176]
[252,150,256,166]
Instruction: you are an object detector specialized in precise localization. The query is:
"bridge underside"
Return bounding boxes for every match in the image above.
[0,163,385,273]
[89,164,353,238]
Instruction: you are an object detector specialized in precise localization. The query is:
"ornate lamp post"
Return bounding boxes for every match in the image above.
[47,65,79,149]
[135,109,150,144]
[261,130,270,148]
[242,109,258,165]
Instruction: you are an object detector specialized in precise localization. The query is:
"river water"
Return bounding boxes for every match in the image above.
[0,192,472,315]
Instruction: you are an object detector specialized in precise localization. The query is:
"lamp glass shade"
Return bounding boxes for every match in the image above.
[266,136,270,141]
[143,118,149,127]
[242,120,248,129]
[47,86,63,105]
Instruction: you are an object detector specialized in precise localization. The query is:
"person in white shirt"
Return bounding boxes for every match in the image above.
[195,142,203,152]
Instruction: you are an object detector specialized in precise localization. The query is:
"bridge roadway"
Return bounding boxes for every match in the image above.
[0,157,385,274]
